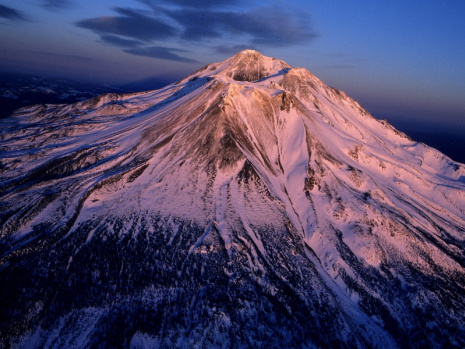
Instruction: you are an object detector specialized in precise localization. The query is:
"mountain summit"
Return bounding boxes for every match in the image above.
[1,50,465,348]
[202,49,291,82]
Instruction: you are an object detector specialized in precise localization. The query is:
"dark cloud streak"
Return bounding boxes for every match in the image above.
[160,6,317,46]
[76,7,177,41]
[75,3,317,63]
[124,46,198,63]
[0,5,27,21]
[100,35,143,48]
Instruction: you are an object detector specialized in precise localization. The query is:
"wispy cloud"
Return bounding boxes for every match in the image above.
[76,2,318,63]
[0,4,27,21]
[100,35,143,48]
[76,7,177,41]
[124,46,198,63]
[162,6,317,46]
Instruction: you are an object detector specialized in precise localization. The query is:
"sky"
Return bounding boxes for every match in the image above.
[1,0,464,133]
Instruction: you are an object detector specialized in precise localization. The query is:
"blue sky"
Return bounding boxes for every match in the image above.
[1,0,464,132]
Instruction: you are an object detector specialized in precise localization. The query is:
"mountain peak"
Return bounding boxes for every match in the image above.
[188,50,292,83]
[227,50,291,82]
[235,48,261,56]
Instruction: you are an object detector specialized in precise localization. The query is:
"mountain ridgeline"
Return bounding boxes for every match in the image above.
[1,50,465,348]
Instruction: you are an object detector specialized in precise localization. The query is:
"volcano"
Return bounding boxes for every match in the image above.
[1,50,465,348]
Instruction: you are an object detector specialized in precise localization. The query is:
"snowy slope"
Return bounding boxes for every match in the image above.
[1,50,465,348]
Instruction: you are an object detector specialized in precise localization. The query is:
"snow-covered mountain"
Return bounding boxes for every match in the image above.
[1,50,465,348]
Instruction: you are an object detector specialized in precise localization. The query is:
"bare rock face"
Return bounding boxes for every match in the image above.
[1,50,465,348]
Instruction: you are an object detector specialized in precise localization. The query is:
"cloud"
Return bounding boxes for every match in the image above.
[162,6,317,46]
[123,46,198,63]
[76,7,177,41]
[41,0,73,10]
[100,35,143,48]
[77,3,317,47]
[76,3,317,63]
[245,7,318,46]
[0,5,27,21]
[76,7,191,63]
